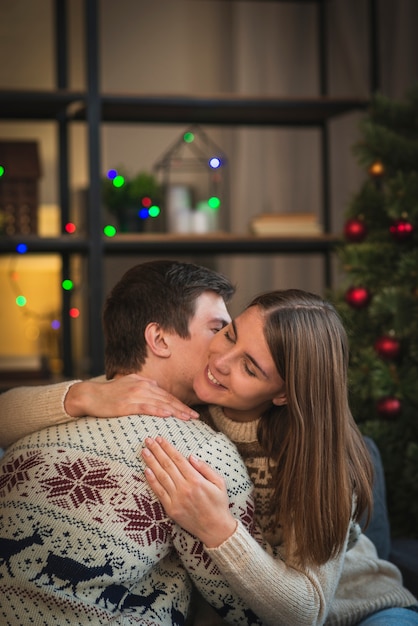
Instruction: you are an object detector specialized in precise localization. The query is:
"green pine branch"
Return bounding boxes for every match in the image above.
[334,85,418,539]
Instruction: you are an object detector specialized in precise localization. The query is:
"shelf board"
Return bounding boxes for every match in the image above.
[0,90,86,121]
[99,94,369,126]
[0,236,90,253]
[0,233,341,255]
[0,90,369,126]
[103,233,341,254]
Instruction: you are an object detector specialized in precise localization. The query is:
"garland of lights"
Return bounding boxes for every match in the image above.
[7,247,81,330]
[2,128,225,328]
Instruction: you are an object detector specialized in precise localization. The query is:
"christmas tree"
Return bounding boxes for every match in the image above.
[334,86,418,539]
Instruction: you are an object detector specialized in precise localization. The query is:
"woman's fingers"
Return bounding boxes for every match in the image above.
[141,437,237,547]
[141,438,193,516]
[188,453,225,488]
[66,374,199,420]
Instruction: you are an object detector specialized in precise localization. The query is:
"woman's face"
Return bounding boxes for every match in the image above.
[193,305,286,422]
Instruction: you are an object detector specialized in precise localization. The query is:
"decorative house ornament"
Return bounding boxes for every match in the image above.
[153,125,228,233]
[0,141,41,235]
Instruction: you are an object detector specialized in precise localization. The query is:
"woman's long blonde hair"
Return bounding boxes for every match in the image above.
[250,289,373,566]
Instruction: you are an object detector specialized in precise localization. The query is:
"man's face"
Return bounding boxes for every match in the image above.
[168,291,231,404]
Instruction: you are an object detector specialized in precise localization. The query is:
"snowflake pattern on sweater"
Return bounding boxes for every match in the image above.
[0,415,262,626]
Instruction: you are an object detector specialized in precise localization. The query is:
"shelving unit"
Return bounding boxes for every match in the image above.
[0,0,377,379]
[0,232,340,256]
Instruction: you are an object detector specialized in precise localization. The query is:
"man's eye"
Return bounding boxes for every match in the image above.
[212,327,223,334]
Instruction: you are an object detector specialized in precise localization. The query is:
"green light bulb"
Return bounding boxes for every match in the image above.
[62,279,73,291]
[208,196,221,210]
[113,175,125,188]
[104,225,117,237]
[149,205,160,218]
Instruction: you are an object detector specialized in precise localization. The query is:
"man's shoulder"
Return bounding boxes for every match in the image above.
[2,414,240,469]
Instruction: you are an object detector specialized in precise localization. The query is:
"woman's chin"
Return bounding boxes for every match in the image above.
[193,379,216,405]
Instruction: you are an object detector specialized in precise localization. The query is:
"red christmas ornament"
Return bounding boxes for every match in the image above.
[389,218,414,241]
[376,396,402,419]
[344,218,367,242]
[345,286,371,309]
[374,335,401,360]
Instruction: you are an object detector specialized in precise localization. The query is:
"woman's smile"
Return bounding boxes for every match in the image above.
[207,366,225,388]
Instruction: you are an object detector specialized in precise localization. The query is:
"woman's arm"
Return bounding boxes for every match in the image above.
[64,374,199,421]
[142,437,346,626]
[0,375,199,449]
[0,379,81,448]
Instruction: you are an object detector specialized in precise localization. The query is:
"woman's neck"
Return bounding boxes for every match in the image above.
[210,405,259,444]
[223,404,269,423]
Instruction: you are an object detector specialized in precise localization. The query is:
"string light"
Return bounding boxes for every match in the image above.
[0,165,5,177]
[62,279,73,291]
[209,157,221,169]
[208,196,221,210]
[183,131,194,143]
[16,243,28,254]
[65,222,76,234]
[112,174,125,188]
[104,224,117,237]
[7,255,78,329]
[69,307,80,318]
[148,205,160,218]
[16,295,27,307]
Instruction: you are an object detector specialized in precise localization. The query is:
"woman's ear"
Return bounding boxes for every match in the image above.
[272,392,287,407]
[144,322,171,358]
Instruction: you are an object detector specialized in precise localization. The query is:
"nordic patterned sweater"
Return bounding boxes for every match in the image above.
[0,382,416,626]
[0,414,262,626]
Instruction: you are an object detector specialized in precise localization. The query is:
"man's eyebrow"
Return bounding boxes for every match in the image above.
[210,317,230,328]
[232,319,269,378]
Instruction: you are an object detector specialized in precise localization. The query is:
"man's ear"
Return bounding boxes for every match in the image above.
[272,391,287,407]
[144,322,171,358]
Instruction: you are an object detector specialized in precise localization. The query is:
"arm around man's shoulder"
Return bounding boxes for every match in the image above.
[0,379,82,448]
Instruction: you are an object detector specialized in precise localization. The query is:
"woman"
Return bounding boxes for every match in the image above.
[142,290,418,625]
[0,290,416,624]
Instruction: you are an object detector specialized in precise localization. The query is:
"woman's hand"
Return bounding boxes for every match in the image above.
[141,437,237,548]
[64,374,199,421]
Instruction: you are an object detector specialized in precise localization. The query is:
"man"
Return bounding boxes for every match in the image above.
[0,260,262,625]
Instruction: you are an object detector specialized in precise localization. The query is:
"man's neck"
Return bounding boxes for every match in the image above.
[138,363,198,406]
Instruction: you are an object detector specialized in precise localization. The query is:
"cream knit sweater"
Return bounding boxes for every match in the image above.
[202,405,417,626]
[0,383,416,625]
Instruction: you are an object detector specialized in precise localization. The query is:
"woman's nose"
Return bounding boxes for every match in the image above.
[212,349,231,374]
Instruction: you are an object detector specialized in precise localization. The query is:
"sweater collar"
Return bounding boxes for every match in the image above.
[208,405,260,445]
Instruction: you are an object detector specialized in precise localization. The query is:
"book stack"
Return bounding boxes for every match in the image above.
[250,212,322,236]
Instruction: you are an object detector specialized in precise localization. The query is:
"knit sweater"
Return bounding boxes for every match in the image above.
[0,383,416,625]
[0,413,262,625]
[202,405,417,626]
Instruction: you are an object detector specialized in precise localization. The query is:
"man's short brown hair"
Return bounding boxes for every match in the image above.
[103,260,235,378]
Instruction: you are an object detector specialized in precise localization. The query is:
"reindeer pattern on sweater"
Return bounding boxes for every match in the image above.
[0,415,261,625]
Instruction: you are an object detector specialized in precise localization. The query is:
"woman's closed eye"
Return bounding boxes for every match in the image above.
[223,329,256,376]
[223,329,235,343]
[243,360,256,377]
